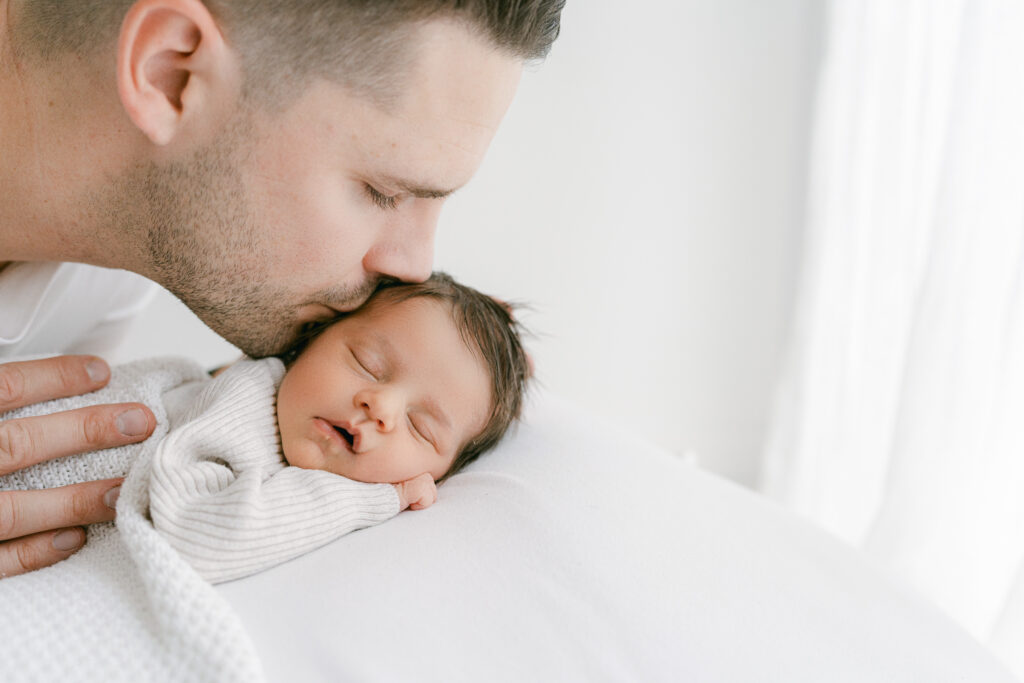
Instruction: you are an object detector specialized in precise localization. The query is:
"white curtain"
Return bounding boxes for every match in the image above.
[761,0,1024,674]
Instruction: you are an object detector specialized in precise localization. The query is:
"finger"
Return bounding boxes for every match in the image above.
[410,484,437,511]
[0,479,122,541]
[0,356,111,412]
[0,527,86,579]
[0,403,155,475]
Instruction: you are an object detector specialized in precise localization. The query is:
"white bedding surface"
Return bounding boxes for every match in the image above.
[218,392,1016,682]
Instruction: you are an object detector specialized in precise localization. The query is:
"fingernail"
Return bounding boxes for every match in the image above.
[53,528,85,552]
[104,485,121,509]
[86,359,109,383]
[116,408,148,436]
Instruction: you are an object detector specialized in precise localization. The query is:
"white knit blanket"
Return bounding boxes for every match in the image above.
[0,356,400,680]
[0,358,262,682]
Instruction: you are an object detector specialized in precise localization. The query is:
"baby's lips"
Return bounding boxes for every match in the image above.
[325,417,362,453]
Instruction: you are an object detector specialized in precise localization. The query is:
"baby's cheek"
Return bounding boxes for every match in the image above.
[279,429,312,469]
[279,434,298,466]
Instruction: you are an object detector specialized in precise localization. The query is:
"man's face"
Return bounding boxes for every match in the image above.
[125,21,521,356]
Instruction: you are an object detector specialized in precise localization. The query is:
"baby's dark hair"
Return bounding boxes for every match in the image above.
[281,272,530,482]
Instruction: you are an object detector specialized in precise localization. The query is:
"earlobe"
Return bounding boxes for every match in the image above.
[116,0,232,147]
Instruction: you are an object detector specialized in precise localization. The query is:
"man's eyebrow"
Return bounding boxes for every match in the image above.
[379,175,460,200]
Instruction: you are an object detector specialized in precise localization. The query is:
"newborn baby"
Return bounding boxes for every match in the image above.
[0,272,529,583]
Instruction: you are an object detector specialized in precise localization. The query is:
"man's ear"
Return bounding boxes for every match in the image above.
[117,0,238,146]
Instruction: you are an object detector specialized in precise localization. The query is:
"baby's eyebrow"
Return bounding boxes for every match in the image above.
[370,331,395,357]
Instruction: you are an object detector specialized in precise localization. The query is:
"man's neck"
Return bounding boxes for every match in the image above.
[0,3,66,263]
[0,3,137,271]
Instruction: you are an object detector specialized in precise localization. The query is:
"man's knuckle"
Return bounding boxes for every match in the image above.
[0,366,26,407]
[0,494,20,539]
[0,421,33,473]
[14,538,43,573]
[67,489,96,524]
[82,411,110,448]
[55,357,82,393]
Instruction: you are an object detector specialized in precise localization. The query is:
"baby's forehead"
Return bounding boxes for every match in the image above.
[350,294,460,336]
[359,291,449,318]
[350,295,482,367]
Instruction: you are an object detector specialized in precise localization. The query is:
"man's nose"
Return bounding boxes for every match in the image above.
[363,200,441,283]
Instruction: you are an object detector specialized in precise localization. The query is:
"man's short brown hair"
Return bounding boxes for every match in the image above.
[16,0,565,107]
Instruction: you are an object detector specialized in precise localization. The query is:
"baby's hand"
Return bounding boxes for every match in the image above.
[395,473,437,511]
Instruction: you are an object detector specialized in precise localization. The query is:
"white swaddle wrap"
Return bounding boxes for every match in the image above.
[0,357,398,682]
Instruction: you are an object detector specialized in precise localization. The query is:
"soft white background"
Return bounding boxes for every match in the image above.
[118,0,823,487]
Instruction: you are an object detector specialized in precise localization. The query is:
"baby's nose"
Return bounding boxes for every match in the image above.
[359,392,400,432]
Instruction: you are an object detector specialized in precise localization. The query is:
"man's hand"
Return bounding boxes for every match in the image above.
[0,356,156,578]
[395,472,437,511]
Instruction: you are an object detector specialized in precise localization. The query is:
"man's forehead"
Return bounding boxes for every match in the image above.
[375,20,521,157]
[331,87,493,191]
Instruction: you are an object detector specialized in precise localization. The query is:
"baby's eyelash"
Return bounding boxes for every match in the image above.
[364,184,398,211]
[409,416,433,447]
[352,350,379,379]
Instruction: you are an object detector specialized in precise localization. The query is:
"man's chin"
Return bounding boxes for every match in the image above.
[201,282,381,357]
[213,320,302,358]
[295,303,346,323]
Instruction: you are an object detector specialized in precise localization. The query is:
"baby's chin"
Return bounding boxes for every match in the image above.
[280,439,328,472]
[280,441,378,482]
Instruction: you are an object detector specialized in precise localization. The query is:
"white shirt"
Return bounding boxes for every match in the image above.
[0,261,157,359]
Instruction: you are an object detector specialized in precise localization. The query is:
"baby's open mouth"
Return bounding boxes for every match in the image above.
[333,425,355,448]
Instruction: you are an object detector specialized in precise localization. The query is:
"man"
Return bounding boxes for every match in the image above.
[0,0,563,577]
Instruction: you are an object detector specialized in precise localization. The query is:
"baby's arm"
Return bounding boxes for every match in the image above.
[150,457,401,584]
[146,357,425,583]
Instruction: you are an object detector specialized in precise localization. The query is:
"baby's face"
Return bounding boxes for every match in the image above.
[276,296,491,483]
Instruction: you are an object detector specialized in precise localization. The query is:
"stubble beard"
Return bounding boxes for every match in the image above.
[110,121,376,357]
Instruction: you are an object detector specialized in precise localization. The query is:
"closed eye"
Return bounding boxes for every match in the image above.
[351,350,378,380]
[364,184,398,211]
[408,415,435,450]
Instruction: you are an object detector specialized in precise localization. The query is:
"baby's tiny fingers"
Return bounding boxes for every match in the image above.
[410,485,438,511]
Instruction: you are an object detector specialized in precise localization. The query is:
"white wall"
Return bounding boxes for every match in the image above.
[117,1,822,487]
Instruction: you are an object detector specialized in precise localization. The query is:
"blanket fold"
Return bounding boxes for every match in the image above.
[0,357,263,682]
[0,356,400,681]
